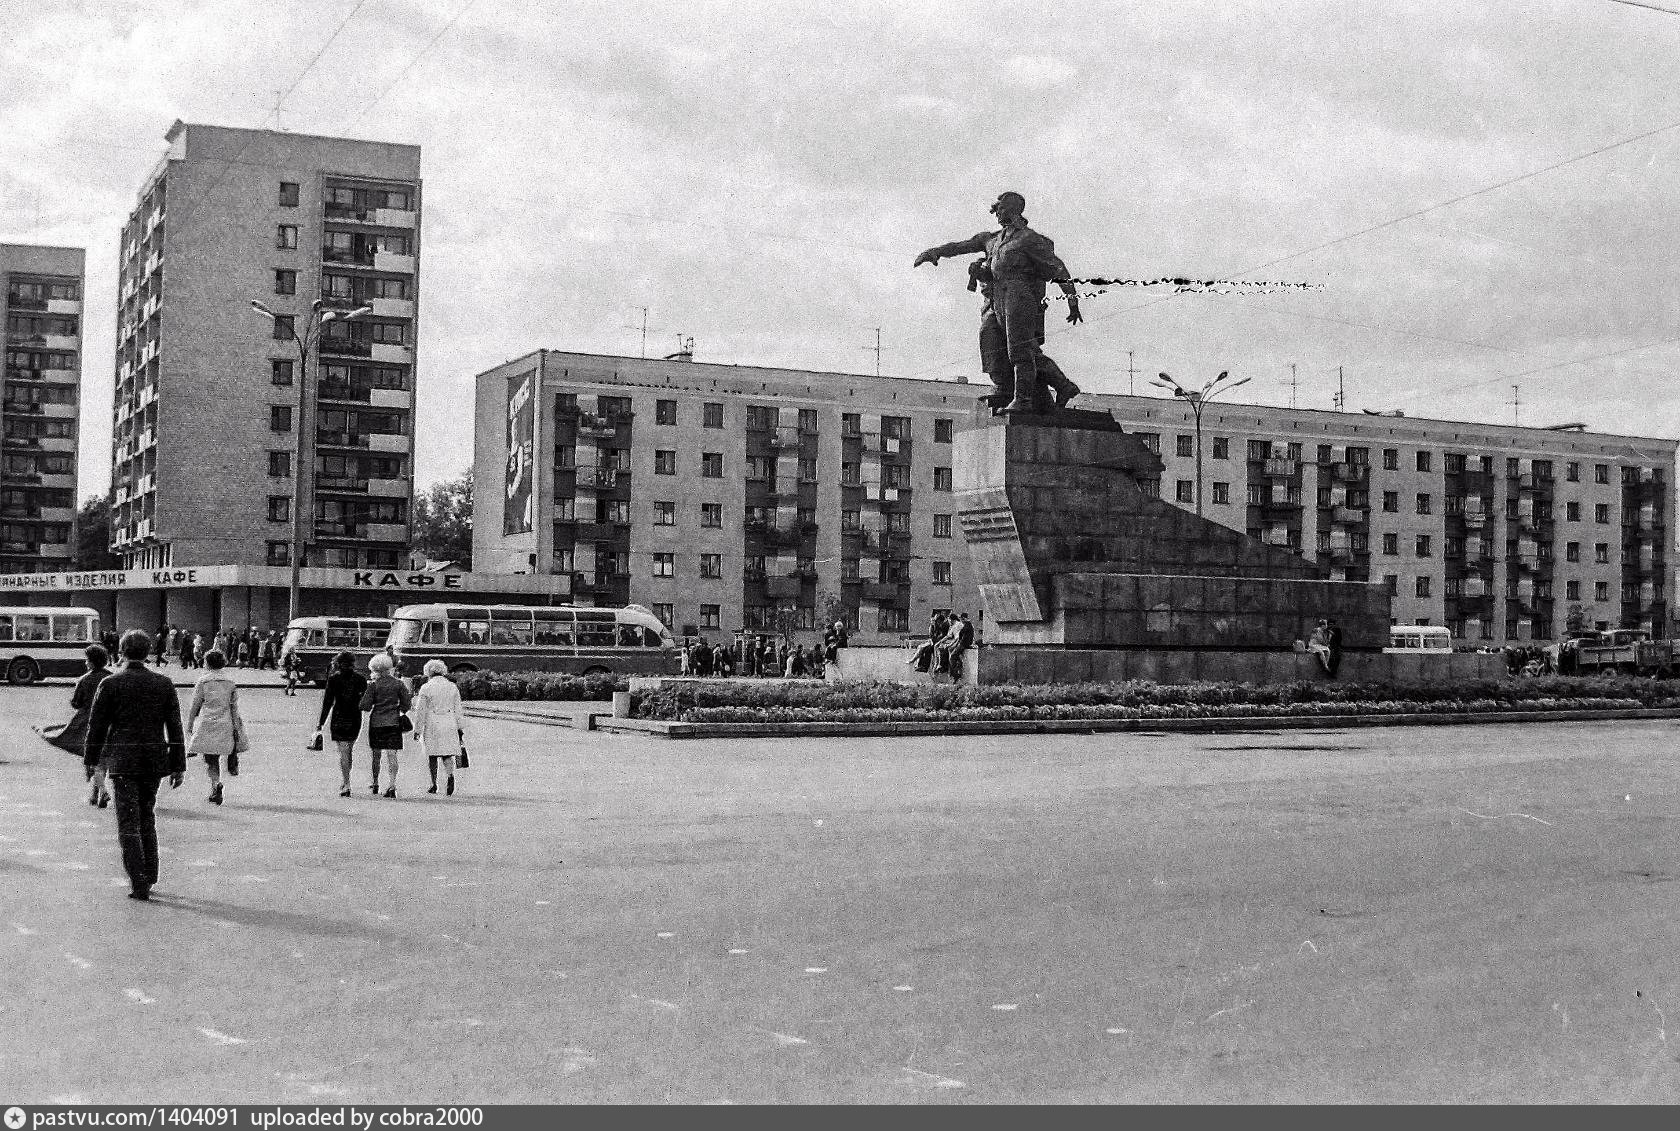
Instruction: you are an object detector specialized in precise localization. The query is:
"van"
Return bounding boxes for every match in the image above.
[1384,625,1453,654]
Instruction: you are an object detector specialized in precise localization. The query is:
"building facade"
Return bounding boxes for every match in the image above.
[111,121,420,580]
[474,350,1677,647]
[2,244,85,574]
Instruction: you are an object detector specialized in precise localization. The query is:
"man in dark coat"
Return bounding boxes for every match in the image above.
[85,630,186,901]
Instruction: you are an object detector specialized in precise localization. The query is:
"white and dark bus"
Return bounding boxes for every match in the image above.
[279,616,393,686]
[386,603,679,678]
[0,606,100,685]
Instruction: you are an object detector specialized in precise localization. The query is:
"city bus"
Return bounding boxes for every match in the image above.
[0,606,100,685]
[385,603,680,678]
[1384,625,1454,655]
[279,616,392,686]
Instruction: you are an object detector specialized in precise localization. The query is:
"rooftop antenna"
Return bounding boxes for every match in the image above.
[1126,349,1140,395]
[273,89,287,131]
[1332,366,1345,411]
[1288,362,1298,408]
[623,306,660,358]
[1511,384,1521,426]
[862,328,884,377]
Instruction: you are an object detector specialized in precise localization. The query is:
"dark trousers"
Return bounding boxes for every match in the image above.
[109,773,162,890]
[980,283,1077,407]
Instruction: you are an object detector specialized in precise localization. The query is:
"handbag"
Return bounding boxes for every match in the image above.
[456,729,470,769]
[398,713,414,733]
[305,731,324,752]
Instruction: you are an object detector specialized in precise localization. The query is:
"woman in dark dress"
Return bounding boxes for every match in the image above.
[39,644,113,805]
[316,650,369,798]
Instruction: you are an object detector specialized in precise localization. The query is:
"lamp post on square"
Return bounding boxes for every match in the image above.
[250,298,372,623]
[1151,369,1251,517]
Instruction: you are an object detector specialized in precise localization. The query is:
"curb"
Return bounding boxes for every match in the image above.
[581,706,1680,740]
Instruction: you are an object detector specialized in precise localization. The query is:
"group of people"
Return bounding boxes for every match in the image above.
[47,629,469,902]
[909,611,975,678]
[682,628,848,680]
[149,624,285,671]
[1307,617,1344,677]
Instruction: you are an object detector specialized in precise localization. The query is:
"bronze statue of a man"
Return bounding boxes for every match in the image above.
[914,191,1083,413]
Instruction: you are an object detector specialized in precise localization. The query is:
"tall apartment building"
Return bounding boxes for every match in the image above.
[112,121,420,572]
[2,244,85,573]
[474,350,1677,647]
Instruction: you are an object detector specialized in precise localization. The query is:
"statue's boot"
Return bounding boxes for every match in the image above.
[1003,361,1041,414]
[1039,353,1080,409]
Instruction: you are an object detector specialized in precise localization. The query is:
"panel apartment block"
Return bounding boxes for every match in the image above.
[111,121,420,572]
[473,351,1677,647]
[2,244,85,573]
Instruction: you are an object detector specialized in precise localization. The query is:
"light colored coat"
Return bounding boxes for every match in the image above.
[186,671,245,758]
[412,675,464,760]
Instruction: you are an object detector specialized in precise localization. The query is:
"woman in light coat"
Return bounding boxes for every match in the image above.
[187,649,247,805]
[413,659,465,796]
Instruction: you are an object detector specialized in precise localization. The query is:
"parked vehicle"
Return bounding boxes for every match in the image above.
[1555,628,1679,678]
[279,616,392,686]
[0,606,100,685]
[1384,625,1453,655]
[385,603,679,678]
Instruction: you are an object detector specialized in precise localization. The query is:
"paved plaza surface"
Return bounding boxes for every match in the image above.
[2,685,1678,1104]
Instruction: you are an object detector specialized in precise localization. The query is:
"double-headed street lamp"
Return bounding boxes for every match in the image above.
[1151,369,1252,517]
[250,298,373,623]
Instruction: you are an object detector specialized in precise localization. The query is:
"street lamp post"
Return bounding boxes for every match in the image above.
[1150,369,1252,517]
[250,298,372,623]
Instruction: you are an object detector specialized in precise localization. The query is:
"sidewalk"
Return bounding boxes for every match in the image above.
[38,664,298,690]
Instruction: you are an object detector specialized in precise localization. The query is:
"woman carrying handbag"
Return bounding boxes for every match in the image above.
[413,660,466,796]
[187,649,249,805]
[315,650,369,798]
[359,652,412,798]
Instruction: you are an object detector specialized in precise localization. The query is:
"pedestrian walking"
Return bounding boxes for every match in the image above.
[414,660,465,796]
[360,652,412,798]
[41,644,114,805]
[315,650,368,798]
[235,636,250,668]
[283,647,303,695]
[187,650,248,806]
[84,630,186,901]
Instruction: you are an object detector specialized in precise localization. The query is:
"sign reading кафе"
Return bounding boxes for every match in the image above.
[0,565,571,596]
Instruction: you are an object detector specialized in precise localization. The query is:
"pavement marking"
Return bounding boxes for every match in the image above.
[558,1046,597,1075]
[629,994,680,1012]
[199,1028,248,1045]
[728,948,749,955]
[991,1003,1018,1012]
[893,985,913,992]
[1455,807,1554,825]
[804,967,828,975]
[456,1019,484,1028]
[48,1095,87,1105]
[1299,939,1320,954]
[239,874,270,883]
[187,859,219,867]
[1204,1001,1255,1024]
[24,849,55,857]
[901,1067,965,1090]
[656,932,674,939]
[63,952,93,970]
[755,1029,809,1047]
[53,861,91,871]
[535,900,551,906]
[1105,1027,1130,1035]
[125,988,156,1005]
[1552,1002,1569,1030]
[11,923,36,936]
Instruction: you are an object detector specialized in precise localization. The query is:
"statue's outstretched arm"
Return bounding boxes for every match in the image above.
[913,232,990,268]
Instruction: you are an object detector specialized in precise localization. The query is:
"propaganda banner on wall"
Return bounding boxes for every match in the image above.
[503,367,535,535]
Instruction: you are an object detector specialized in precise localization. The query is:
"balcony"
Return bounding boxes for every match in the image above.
[1260,528,1292,547]
[371,208,417,229]
[370,342,411,365]
[573,570,628,593]
[316,476,369,493]
[373,251,415,274]
[1331,463,1370,484]
[1460,511,1487,528]
[572,466,620,490]
[369,297,414,319]
[574,521,628,542]
[47,298,82,316]
[1263,458,1299,477]
[766,427,802,449]
[576,414,618,439]
[1461,577,1489,599]
[366,476,408,497]
[1330,506,1364,525]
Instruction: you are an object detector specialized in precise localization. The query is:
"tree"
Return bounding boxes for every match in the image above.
[1564,603,1589,638]
[411,468,473,569]
[74,495,119,571]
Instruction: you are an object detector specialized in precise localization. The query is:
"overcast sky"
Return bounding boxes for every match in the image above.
[6,0,1680,501]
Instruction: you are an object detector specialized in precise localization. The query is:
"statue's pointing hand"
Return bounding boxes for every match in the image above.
[1065,296,1084,326]
[913,249,940,268]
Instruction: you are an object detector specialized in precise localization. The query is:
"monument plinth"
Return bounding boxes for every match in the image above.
[954,404,1392,660]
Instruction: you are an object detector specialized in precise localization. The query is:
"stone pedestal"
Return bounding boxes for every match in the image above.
[954,404,1391,657]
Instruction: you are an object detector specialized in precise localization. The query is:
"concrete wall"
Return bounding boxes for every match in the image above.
[827,645,978,685]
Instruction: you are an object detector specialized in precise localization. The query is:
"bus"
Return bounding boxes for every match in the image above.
[385,603,680,678]
[279,616,392,686]
[0,606,101,685]
[1384,625,1454,655]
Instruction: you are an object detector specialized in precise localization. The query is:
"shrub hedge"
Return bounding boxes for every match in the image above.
[450,670,629,701]
[631,676,1680,723]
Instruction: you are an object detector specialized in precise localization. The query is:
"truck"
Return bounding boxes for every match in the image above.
[1555,628,1680,678]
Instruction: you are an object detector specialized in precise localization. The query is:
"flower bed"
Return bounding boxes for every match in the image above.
[631,676,1680,724]
[450,670,629,701]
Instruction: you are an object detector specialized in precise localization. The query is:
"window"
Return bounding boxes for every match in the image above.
[267,496,290,523]
[1595,543,1610,564]
[1565,462,1580,482]
[655,399,677,425]
[1416,493,1432,515]
[1444,536,1464,558]
[699,554,722,579]
[840,509,860,531]
[840,412,861,437]
[878,608,910,633]
[273,269,296,295]
[702,402,724,429]
[653,501,675,526]
[840,461,860,486]
[882,416,910,442]
[1382,533,1399,555]
[1382,491,1398,513]
[933,467,953,491]
[652,552,675,578]
[270,405,292,432]
[272,315,294,340]
[700,604,721,629]
[268,451,290,477]
[1384,574,1399,596]
[934,418,953,443]
[276,224,298,250]
[654,450,676,475]
[1176,435,1194,457]
[1445,453,1465,473]
[1212,482,1229,505]
[651,602,674,628]
[701,453,722,478]
[746,456,773,481]
[933,513,952,538]
[1416,535,1432,557]
[1566,541,1580,562]
[1248,440,1271,460]
[1566,501,1580,521]
[1175,480,1194,504]
[278,182,299,207]
[1416,576,1431,598]
[1595,581,1610,601]
[1383,449,1399,471]
[1211,436,1229,460]
[1137,433,1160,454]
[932,561,952,585]
[799,457,818,482]
[266,541,290,566]
[1595,503,1610,524]
[1595,463,1610,484]
[1566,579,1580,600]
[700,503,722,528]
[745,405,777,432]
[271,358,293,386]
[1416,451,1432,472]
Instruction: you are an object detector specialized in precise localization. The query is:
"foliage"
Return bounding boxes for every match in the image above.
[449,670,628,701]
[75,495,120,571]
[411,468,473,569]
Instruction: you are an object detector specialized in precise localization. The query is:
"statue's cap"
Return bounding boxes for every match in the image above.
[992,191,1026,209]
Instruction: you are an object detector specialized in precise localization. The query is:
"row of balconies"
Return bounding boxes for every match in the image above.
[314,521,409,542]
[316,430,410,452]
[323,203,416,229]
[317,384,413,409]
[320,248,415,274]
